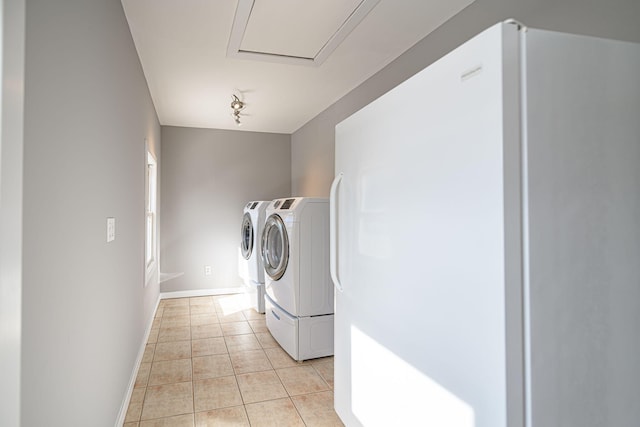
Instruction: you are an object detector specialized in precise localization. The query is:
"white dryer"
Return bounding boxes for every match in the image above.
[261,197,334,360]
[240,201,269,313]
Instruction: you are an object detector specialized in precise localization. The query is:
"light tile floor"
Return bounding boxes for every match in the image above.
[123,295,344,427]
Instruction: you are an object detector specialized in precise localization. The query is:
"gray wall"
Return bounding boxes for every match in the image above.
[0,0,25,425]
[160,126,291,293]
[21,0,160,425]
[291,0,640,196]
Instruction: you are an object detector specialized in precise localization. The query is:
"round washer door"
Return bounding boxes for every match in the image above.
[240,212,253,260]
[261,214,289,280]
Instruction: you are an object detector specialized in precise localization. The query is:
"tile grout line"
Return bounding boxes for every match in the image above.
[230,300,253,426]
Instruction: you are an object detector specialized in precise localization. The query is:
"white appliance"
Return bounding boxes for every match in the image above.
[261,197,334,361]
[240,201,269,313]
[331,22,640,427]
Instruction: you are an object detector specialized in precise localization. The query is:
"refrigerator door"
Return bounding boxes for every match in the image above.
[333,23,515,427]
[524,29,640,427]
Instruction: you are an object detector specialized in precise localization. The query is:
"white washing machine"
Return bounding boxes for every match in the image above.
[261,197,334,360]
[240,201,269,313]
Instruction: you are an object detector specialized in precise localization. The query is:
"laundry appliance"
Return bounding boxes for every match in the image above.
[239,200,269,313]
[261,197,333,361]
[331,21,640,427]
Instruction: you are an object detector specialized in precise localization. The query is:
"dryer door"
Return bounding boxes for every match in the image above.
[240,212,253,260]
[261,214,289,280]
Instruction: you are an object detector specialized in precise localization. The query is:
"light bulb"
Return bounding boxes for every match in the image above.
[231,95,244,111]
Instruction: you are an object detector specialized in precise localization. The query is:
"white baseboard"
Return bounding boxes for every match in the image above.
[160,287,244,299]
[114,294,161,427]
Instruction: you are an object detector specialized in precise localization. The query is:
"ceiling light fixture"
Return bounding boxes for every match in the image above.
[230,94,245,126]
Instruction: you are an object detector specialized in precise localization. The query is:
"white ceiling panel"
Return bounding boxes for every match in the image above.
[240,0,363,59]
[122,0,475,133]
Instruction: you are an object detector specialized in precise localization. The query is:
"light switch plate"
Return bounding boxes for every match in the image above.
[107,217,115,242]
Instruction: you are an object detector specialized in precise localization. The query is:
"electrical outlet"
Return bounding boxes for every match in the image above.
[204,265,212,276]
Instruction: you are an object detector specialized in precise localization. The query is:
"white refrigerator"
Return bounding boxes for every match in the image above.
[331,22,640,427]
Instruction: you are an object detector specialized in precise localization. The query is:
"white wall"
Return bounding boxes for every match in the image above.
[160,126,291,293]
[0,0,25,425]
[291,0,640,196]
[21,0,160,425]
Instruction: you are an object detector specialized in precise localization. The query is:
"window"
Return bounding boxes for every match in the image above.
[145,147,157,282]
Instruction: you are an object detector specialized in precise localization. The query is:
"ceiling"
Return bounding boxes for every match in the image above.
[122,0,474,134]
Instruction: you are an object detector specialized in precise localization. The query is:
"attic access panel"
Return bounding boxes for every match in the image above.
[227,0,381,66]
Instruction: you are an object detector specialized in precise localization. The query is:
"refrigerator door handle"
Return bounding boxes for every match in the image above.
[330,172,344,292]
